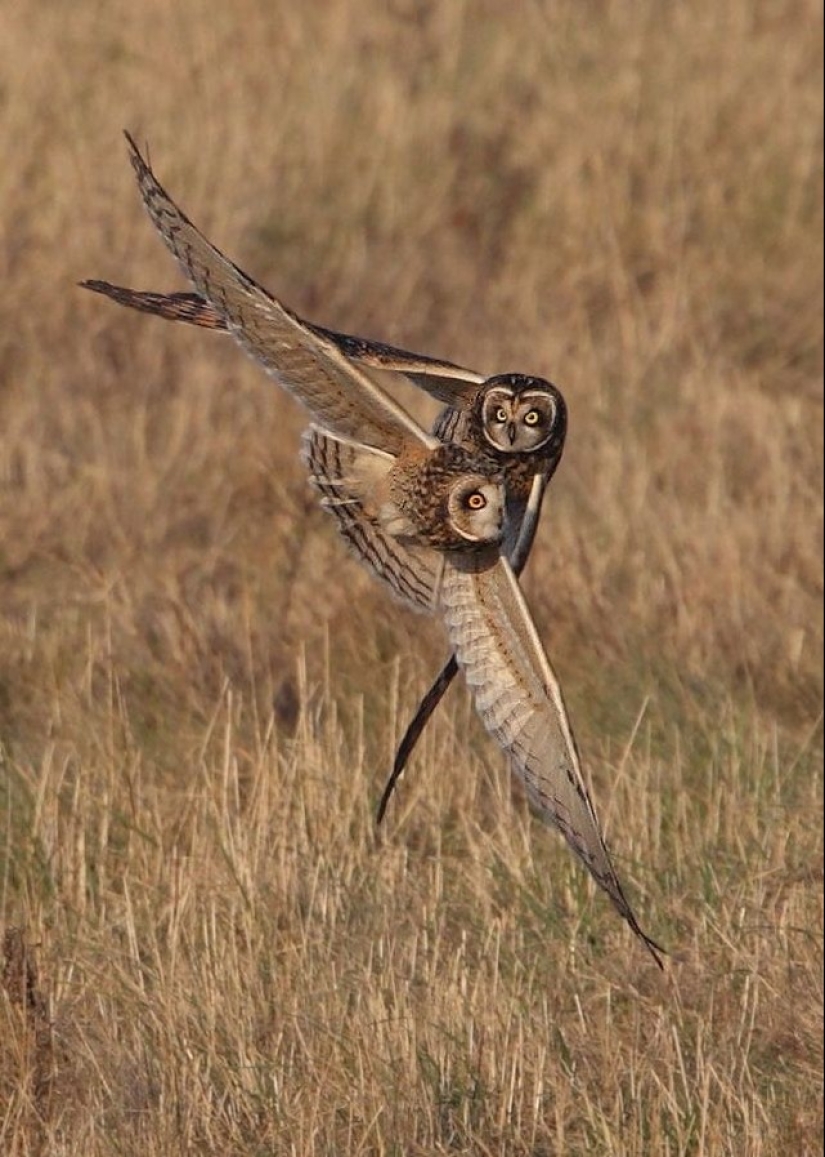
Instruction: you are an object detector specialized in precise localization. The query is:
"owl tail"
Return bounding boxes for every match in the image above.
[301,426,444,613]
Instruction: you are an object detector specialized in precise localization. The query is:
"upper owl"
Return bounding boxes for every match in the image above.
[435,372,567,484]
[80,136,567,549]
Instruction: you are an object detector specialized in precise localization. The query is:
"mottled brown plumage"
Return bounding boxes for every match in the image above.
[301,432,505,610]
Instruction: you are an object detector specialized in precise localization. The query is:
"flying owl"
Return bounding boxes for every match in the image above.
[81,134,663,966]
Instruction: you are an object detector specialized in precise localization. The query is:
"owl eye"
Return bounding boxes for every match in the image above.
[494,406,508,423]
[523,409,543,426]
[465,491,487,510]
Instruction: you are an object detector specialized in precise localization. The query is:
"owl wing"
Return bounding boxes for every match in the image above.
[507,470,550,572]
[79,279,486,407]
[377,472,549,821]
[300,425,446,613]
[120,133,435,457]
[440,547,665,966]
[80,283,230,329]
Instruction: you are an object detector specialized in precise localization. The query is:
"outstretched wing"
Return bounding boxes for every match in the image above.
[79,280,486,407]
[120,133,435,456]
[440,548,665,966]
[377,472,550,821]
[301,426,445,613]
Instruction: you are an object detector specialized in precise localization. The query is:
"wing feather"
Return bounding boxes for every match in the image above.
[79,281,485,405]
[122,133,435,456]
[508,472,549,573]
[301,426,445,613]
[78,279,485,407]
[440,550,664,966]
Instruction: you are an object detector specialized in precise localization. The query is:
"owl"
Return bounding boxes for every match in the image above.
[81,135,664,965]
[82,174,567,808]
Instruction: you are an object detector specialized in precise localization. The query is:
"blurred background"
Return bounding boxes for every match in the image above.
[0,1,822,1153]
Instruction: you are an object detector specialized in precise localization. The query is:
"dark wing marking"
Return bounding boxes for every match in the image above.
[79,281,485,407]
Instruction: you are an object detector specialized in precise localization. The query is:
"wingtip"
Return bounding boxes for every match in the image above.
[77,278,119,304]
[617,887,668,970]
[123,129,151,180]
[639,928,668,971]
[648,942,667,972]
[375,745,412,825]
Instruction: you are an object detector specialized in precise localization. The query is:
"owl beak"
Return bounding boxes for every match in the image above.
[507,421,517,445]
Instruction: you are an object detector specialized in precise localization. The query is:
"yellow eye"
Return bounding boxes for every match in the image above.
[494,407,508,423]
[466,491,487,510]
[523,409,542,426]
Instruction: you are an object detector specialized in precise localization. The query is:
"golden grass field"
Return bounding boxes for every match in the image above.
[1,1,822,1153]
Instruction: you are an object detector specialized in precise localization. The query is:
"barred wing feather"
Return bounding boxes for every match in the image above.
[123,134,435,457]
[440,550,665,966]
[79,281,485,406]
[301,426,445,613]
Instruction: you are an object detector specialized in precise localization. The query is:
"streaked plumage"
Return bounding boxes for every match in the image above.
[300,429,504,610]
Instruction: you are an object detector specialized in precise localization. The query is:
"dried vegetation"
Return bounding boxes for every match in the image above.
[0,1,822,1153]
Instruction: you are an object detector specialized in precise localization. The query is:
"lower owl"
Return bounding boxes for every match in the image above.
[300,430,506,610]
[301,423,665,969]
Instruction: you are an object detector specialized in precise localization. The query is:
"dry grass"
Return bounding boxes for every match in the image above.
[0,0,822,1153]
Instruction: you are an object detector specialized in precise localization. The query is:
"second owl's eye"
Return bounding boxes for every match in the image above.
[466,491,487,510]
[523,409,543,426]
[494,407,508,423]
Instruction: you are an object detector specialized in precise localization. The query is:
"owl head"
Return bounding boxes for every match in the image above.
[384,443,505,551]
[443,473,506,547]
[415,443,505,550]
[475,374,567,462]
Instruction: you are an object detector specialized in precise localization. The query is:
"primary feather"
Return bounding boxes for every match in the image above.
[123,133,436,456]
[80,280,487,405]
[440,549,665,967]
